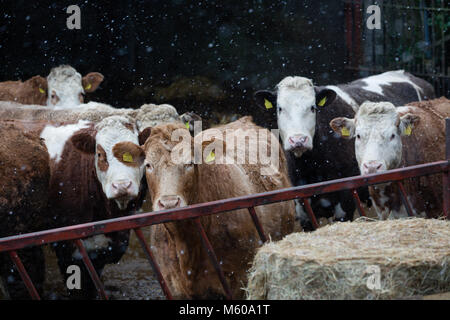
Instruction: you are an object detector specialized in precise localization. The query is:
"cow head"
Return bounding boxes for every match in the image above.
[330,102,420,175]
[70,116,145,210]
[141,123,197,211]
[46,65,104,108]
[255,77,336,158]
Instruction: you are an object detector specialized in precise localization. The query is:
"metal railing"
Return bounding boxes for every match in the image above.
[0,119,449,300]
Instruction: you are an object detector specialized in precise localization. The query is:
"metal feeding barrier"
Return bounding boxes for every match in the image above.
[0,119,449,300]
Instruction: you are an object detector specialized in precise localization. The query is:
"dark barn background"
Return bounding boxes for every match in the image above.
[0,0,448,126]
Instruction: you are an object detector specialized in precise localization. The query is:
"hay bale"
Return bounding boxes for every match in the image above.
[245,218,450,300]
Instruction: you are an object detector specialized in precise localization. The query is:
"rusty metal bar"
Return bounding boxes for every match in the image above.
[351,189,366,217]
[444,118,450,219]
[133,228,173,300]
[302,198,319,230]
[0,160,448,253]
[247,207,267,243]
[397,181,414,217]
[74,239,108,300]
[194,218,232,300]
[8,251,41,300]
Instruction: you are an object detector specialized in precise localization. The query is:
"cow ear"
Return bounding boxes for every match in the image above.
[29,76,48,95]
[138,127,152,146]
[315,89,336,108]
[70,128,97,154]
[180,112,203,136]
[82,72,104,92]
[194,136,227,164]
[329,117,355,139]
[399,113,420,136]
[254,90,277,111]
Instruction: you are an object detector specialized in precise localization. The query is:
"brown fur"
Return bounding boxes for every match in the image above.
[0,76,48,105]
[96,144,109,172]
[143,117,295,299]
[0,123,50,234]
[370,98,450,218]
[112,141,145,167]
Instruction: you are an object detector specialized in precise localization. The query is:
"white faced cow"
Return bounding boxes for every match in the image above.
[46,65,104,108]
[7,115,146,298]
[254,70,436,230]
[330,99,449,219]
[0,65,103,107]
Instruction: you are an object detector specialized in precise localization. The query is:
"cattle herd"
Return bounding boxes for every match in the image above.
[0,65,448,299]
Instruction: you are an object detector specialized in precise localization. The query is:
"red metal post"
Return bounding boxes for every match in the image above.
[353,0,363,67]
[345,0,353,66]
[351,189,366,217]
[74,239,108,300]
[133,228,173,300]
[8,251,41,300]
[247,207,268,243]
[444,118,450,219]
[302,198,319,230]
[194,218,232,300]
[397,181,414,217]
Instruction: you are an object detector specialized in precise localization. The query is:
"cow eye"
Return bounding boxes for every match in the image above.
[278,107,282,113]
[356,134,361,139]
[390,134,396,140]
[146,163,153,172]
[311,106,316,113]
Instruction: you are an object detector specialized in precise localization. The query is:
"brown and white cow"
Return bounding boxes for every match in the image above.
[330,98,449,219]
[254,70,436,229]
[0,123,50,299]
[4,115,147,298]
[140,116,295,299]
[0,65,103,107]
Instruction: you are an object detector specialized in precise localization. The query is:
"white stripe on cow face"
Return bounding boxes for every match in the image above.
[360,70,423,101]
[276,77,316,157]
[94,117,145,210]
[40,120,90,163]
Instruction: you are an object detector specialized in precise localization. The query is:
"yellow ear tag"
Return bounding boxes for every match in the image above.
[39,88,45,94]
[264,99,273,110]
[205,151,215,163]
[404,125,412,136]
[341,127,350,137]
[318,97,327,107]
[85,83,92,90]
[123,152,133,163]
[185,122,190,130]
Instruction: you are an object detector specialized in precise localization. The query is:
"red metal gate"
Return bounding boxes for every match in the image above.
[1,119,449,300]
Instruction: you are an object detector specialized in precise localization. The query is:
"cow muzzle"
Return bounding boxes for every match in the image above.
[287,134,312,157]
[110,180,138,210]
[361,161,385,175]
[155,195,183,211]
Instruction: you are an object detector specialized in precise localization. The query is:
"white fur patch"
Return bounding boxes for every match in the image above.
[334,203,347,220]
[360,70,423,101]
[72,235,112,259]
[325,85,359,112]
[40,120,90,163]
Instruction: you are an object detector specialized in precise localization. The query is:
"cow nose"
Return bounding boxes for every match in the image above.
[111,180,133,196]
[157,195,181,210]
[362,161,383,174]
[288,135,309,148]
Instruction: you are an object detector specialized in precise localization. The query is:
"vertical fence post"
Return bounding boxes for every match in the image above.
[444,118,450,219]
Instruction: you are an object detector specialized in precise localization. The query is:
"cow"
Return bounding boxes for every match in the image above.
[3,115,148,299]
[139,116,295,299]
[0,124,50,299]
[0,65,104,108]
[329,97,449,219]
[254,70,436,230]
